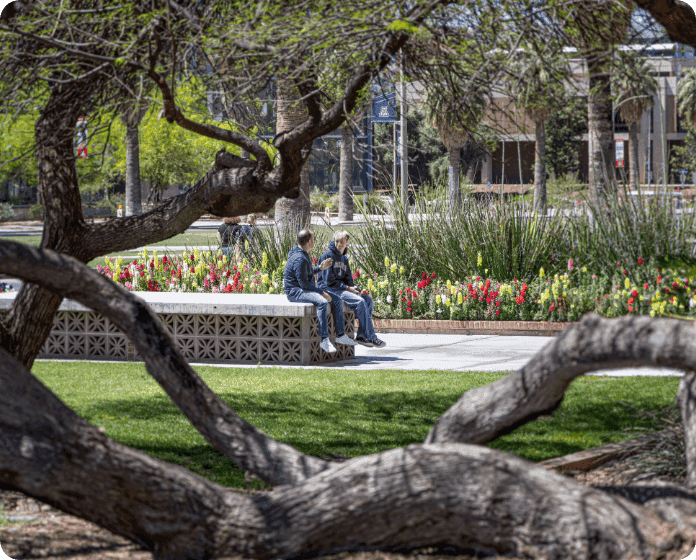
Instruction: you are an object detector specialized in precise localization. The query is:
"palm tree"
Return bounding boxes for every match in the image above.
[425,90,485,212]
[121,101,149,216]
[508,53,569,213]
[678,68,696,128]
[571,0,634,204]
[274,81,311,235]
[612,55,657,190]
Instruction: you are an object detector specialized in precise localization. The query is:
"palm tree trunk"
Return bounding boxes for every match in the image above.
[448,146,461,213]
[274,82,311,234]
[629,120,639,190]
[124,123,142,216]
[338,125,354,221]
[587,54,615,205]
[533,121,547,214]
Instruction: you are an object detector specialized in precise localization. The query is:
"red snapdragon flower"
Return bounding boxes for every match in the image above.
[637,258,644,265]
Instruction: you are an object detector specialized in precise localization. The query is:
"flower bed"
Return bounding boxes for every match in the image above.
[94,249,696,323]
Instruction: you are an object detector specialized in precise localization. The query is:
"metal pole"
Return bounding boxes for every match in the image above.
[400,51,408,213]
[393,123,397,194]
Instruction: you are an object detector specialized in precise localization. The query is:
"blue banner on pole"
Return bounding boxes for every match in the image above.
[371,92,397,123]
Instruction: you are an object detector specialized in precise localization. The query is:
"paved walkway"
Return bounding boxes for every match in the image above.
[192,332,684,377]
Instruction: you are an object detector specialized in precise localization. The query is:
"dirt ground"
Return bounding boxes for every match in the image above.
[0,458,676,560]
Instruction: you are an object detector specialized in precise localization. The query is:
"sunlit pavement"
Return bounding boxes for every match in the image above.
[194,332,685,376]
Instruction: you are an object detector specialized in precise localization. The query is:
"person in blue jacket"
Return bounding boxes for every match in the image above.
[318,231,386,348]
[284,229,357,354]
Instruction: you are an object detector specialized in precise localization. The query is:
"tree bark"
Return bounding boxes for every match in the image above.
[274,81,311,235]
[338,125,354,221]
[125,122,143,216]
[448,146,461,213]
[123,102,148,217]
[587,53,615,205]
[0,342,692,560]
[533,120,547,214]
[678,372,696,489]
[426,313,696,446]
[629,120,640,191]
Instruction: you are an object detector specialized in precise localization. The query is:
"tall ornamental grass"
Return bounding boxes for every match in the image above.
[352,188,567,283]
[353,186,696,285]
[563,191,696,284]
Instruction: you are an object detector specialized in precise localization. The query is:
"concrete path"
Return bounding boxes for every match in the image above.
[193,332,685,377]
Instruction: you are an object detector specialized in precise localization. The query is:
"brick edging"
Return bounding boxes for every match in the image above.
[363,318,574,336]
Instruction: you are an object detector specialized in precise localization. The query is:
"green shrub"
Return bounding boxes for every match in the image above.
[0,202,14,222]
[28,203,43,220]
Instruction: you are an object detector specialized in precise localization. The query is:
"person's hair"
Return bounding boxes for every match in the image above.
[297,229,314,248]
[333,230,350,243]
[223,216,241,224]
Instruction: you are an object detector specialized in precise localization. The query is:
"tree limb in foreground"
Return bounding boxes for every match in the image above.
[0,240,329,487]
[426,314,696,446]
[0,343,692,560]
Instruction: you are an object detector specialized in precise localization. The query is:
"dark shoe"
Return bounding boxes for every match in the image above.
[355,335,374,347]
[371,337,386,348]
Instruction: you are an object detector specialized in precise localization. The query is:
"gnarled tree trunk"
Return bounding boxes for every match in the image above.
[274,81,311,235]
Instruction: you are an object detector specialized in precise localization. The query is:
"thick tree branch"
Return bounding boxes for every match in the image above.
[426,314,696,445]
[80,158,282,258]
[0,240,331,487]
[631,0,696,49]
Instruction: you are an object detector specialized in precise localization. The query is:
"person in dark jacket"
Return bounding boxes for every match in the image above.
[234,214,257,258]
[318,231,386,348]
[217,217,241,256]
[284,229,358,354]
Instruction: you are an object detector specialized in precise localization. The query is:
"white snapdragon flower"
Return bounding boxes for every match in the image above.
[386,295,392,304]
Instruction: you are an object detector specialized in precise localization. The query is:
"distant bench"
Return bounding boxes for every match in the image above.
[82,207,113,219]
[0,292,356,365]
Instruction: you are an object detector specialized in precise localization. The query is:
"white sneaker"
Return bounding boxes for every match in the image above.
[320,338,337,353]
[335,334,357,346]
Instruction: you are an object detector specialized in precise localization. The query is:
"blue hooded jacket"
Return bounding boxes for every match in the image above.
[317,241,355,291]
[283,246,324,296]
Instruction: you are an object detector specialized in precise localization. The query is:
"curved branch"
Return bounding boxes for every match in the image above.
[426,314,696,445]
[149,67,273,170]
[0,240,330,487]
[632,0,696,50]
[80,162,277,258]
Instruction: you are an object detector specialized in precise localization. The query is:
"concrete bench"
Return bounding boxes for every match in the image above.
[82,207,113,219]
[0,292,356,365]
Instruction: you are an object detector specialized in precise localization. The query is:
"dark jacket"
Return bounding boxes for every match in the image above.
[317,241,354,291]
[236,224,256,246]
[218,223,240,247]
[283,246,323,295]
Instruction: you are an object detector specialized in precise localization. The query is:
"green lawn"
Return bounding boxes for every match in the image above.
[31,361,680,489]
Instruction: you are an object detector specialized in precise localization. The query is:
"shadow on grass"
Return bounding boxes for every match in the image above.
[77,390,669,464]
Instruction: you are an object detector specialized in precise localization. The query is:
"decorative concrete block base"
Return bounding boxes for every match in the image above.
[0,293,355,365]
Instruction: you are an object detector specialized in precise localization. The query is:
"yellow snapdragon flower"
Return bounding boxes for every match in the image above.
[477,252,483,267]
[385,256,390,268]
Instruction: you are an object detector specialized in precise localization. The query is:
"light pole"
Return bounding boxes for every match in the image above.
[612,95,652,190]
